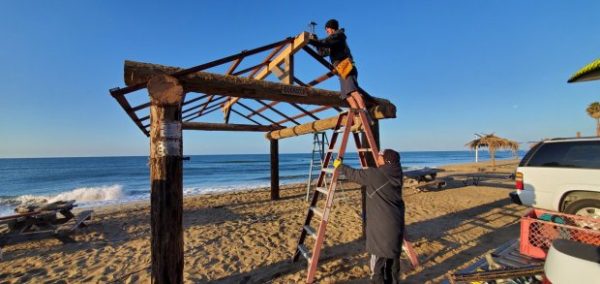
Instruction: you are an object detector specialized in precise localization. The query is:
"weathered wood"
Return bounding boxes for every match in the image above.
[182,122,282,132]
[148,74,184,284]
[125,60,359,108]
[270,139,280,200]
[266,109,392,140]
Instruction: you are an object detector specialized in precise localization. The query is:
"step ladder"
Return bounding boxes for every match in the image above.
[305,132,330,201]
[292,108,420,283]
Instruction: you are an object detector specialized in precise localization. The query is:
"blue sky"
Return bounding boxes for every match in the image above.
[1,1,599,158]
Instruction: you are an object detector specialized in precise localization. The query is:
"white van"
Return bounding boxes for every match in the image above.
[510,137,600,218]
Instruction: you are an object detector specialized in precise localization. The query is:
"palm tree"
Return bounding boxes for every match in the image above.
[586,102,600,136]
[466,133,519,167]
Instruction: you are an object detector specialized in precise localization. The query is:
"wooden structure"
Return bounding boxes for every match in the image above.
[0,200,93,249]
[109,32,397,283]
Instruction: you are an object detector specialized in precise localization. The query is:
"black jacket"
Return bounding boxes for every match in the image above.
[339,163,405,258]
[309,29,354,66]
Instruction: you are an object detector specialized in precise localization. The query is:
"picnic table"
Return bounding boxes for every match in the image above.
[404,168,447,191]
[0,200,93,249]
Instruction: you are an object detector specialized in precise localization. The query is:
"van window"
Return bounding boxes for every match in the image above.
[526,141,600,169]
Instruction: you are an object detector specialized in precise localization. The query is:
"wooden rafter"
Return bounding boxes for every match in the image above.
[221,32,310,116]
[222,41,290,123]
[275,105,331,125]
[236,101,281,126]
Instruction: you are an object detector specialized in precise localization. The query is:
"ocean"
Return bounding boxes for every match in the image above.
[0,151,523,217]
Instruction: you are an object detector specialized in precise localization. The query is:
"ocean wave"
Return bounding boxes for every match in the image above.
[0,185,124,208]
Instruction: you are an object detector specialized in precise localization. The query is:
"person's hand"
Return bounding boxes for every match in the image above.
[333,158,343,168]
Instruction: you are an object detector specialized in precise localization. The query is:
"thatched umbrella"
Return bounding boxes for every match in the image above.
[466,133,519,167]
[586,102,600,136]
[568,58,600,83]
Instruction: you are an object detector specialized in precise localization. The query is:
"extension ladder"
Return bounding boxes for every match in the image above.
[291,108,419,283]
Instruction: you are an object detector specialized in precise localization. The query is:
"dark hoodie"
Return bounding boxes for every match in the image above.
[339,163,405,258]
[308,29,354,66]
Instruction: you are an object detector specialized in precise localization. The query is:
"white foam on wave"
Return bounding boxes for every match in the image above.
[47,185,124,203]
[0,185,125,217]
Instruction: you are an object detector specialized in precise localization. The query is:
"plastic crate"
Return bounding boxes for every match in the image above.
[519,208,600,259]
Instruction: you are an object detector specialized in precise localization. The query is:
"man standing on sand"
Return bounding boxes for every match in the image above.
[308,19,373,110]
[333,149,405,284]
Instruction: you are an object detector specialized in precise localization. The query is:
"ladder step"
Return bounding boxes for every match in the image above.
[310,206,324,219]
[303,225,317,239]
[298,244,312,261]
[315,187,328,195]
[357,148,371,152]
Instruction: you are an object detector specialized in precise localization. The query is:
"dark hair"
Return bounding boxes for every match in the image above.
[325,19,339,30]
[383,149,400,165]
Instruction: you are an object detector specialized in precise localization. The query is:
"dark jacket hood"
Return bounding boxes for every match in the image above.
[380,163,403,186]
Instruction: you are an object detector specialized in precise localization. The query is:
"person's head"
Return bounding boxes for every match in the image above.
[325,19,339,35]
[379,149,400,166]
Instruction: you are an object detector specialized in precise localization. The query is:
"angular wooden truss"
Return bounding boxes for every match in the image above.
[109,32,396,139]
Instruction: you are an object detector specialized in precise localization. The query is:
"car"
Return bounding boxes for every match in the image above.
[510,137,600,218]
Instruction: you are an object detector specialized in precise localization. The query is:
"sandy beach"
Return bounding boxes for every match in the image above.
[0,160,528,283]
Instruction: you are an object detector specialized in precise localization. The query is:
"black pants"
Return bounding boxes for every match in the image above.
[370,254,400,284]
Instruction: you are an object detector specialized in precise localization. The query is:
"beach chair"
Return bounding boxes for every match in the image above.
[0,200,93,252]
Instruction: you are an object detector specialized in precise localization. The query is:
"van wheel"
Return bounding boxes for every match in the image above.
[564,199,600,219]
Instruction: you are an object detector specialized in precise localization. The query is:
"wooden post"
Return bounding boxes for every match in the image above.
[361,119,380,238]
[270,139,280,200]
[148,74,185,284]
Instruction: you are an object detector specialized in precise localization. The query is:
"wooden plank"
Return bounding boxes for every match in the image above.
[147,74,184,284]
[182,122,282,132]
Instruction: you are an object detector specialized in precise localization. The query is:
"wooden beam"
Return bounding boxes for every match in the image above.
[112,37,293,97]
[182,122,282,132]
[265,109,392,140]
[125,60,360,107]
[270,139,280,200]
[147,74,184,284]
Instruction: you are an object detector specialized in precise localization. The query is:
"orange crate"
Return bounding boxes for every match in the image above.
[520,208,600,259]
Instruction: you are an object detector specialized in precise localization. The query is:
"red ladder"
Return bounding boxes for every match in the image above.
[292,108,419,283]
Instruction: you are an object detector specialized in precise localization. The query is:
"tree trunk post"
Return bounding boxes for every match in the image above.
[148,74,185,284]
[361,119,380,238]
[270,138,280,200]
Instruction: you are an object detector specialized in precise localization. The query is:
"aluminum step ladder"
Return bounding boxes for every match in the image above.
[305,132,329,201]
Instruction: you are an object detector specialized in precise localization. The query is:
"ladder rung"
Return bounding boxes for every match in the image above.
[326,148,335,153]
[321,168,335,174]
[315,187,328,195]
[303,225,317,239]
[357,148,371,152]
[298,244,312,261]
[310,206,324,219]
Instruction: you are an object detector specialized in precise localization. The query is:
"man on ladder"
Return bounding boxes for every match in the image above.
[308,18,373,110]
[334,150,405,284]
[293,19,418,283]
